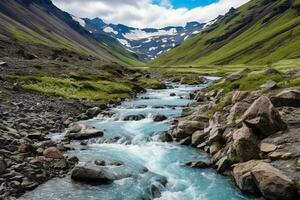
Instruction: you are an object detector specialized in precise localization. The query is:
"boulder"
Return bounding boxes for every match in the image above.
[260,80,278,90]
[123,114,145,121]
[216,156,231,173]
[233,160,261,193]
[158,132,173,142]
[153,115,167,122]
[260,143,277,153]
[243,96,287,138]
[173,120,207,139]
[71,162,130,185]
[185,160,211,168]
[71,163,115,185]
[169,93,176,97]
[85,107,102,118]
[209,142,222,155]
[27,131,45,141]
[195,91,206,102]
[232,91,250,103]
[18,143,36,153]
[271,89,300,108]
[268,151,292,161]
[251,162,298,200]
[232,126,260,162]
[233,160,298,199]
[207,126,224,145]
[43,147,63,159]
[191,131,207,146]
[226,72,244,82]
[227,102,250,124]
[264,67,281,74]
[66,123,104,140]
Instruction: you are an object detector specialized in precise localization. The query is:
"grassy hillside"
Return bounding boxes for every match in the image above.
[150,0,300,67]
[0,0,155,102]
[0,0,143,67]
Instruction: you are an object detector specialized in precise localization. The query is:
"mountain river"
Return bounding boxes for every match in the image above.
[20,78,254,200]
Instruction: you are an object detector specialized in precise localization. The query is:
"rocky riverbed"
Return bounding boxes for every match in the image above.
[171,77,300,200]
[0,78,118,199]
[2,72,300,200]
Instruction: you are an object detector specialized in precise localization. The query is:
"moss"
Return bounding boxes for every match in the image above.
[8,76,135,101]
[137,78,166,89]
[210,70,284,94]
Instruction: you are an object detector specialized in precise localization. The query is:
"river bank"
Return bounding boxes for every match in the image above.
[170,70,300,200]
[16,79,255,200]
[0,77,118,199]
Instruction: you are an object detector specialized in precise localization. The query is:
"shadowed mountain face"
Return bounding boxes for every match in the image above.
[80,18,206,61]
[0,0,142,66]
[151,0,300,66]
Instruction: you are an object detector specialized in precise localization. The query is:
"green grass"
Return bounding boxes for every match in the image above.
[206,66,300,116]
[9,76,135,101]
[7,25,144,67]
[7,74,167,101]
[150,0,300,67]
[137,78,166,89]
[210,71,284,94]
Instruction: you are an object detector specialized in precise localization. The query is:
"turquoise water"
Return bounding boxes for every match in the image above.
[20,81,253,200]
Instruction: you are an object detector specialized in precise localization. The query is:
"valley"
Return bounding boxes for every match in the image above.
[0,0,300,200]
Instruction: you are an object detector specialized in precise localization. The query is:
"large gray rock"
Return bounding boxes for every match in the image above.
[260,80,278,90]
[271,89,300,108]
[123,114,145,121]
[66,123,104,140]
[252,162,298,200]
[243,96,287,138]
[43,147,64,159]
[191,131,207,146]
[216,156,231,173]
[232,126,260,162]
[173,120,207,139]
[71,161,133,185]
[153,115,167,122]
[233,160,261,193]
[227,102,250,124]
[71,163,116,185]
[233,160,299,200]
[85,107,102,118]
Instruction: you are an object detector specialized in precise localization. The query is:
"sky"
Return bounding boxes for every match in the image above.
[52,0,250,28]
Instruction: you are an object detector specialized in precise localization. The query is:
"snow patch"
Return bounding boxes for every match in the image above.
[124,28,178,40]
[149,47,158,51]
[104,27,118,35]
[117,39,131,48]
[72,15,86,27]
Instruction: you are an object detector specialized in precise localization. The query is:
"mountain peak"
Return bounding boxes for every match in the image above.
[84,19,206,61]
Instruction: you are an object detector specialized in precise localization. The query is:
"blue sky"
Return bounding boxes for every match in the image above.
[153,0,218,9]
[53,0,249,28]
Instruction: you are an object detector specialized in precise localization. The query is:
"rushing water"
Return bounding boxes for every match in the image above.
[20,80,253,200]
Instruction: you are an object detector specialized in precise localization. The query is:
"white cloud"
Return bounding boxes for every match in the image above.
[52,0,250,28]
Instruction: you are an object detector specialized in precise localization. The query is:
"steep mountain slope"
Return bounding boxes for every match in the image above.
[151,0,300,66]
[0,0,142,67]
[81,18,205,61]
